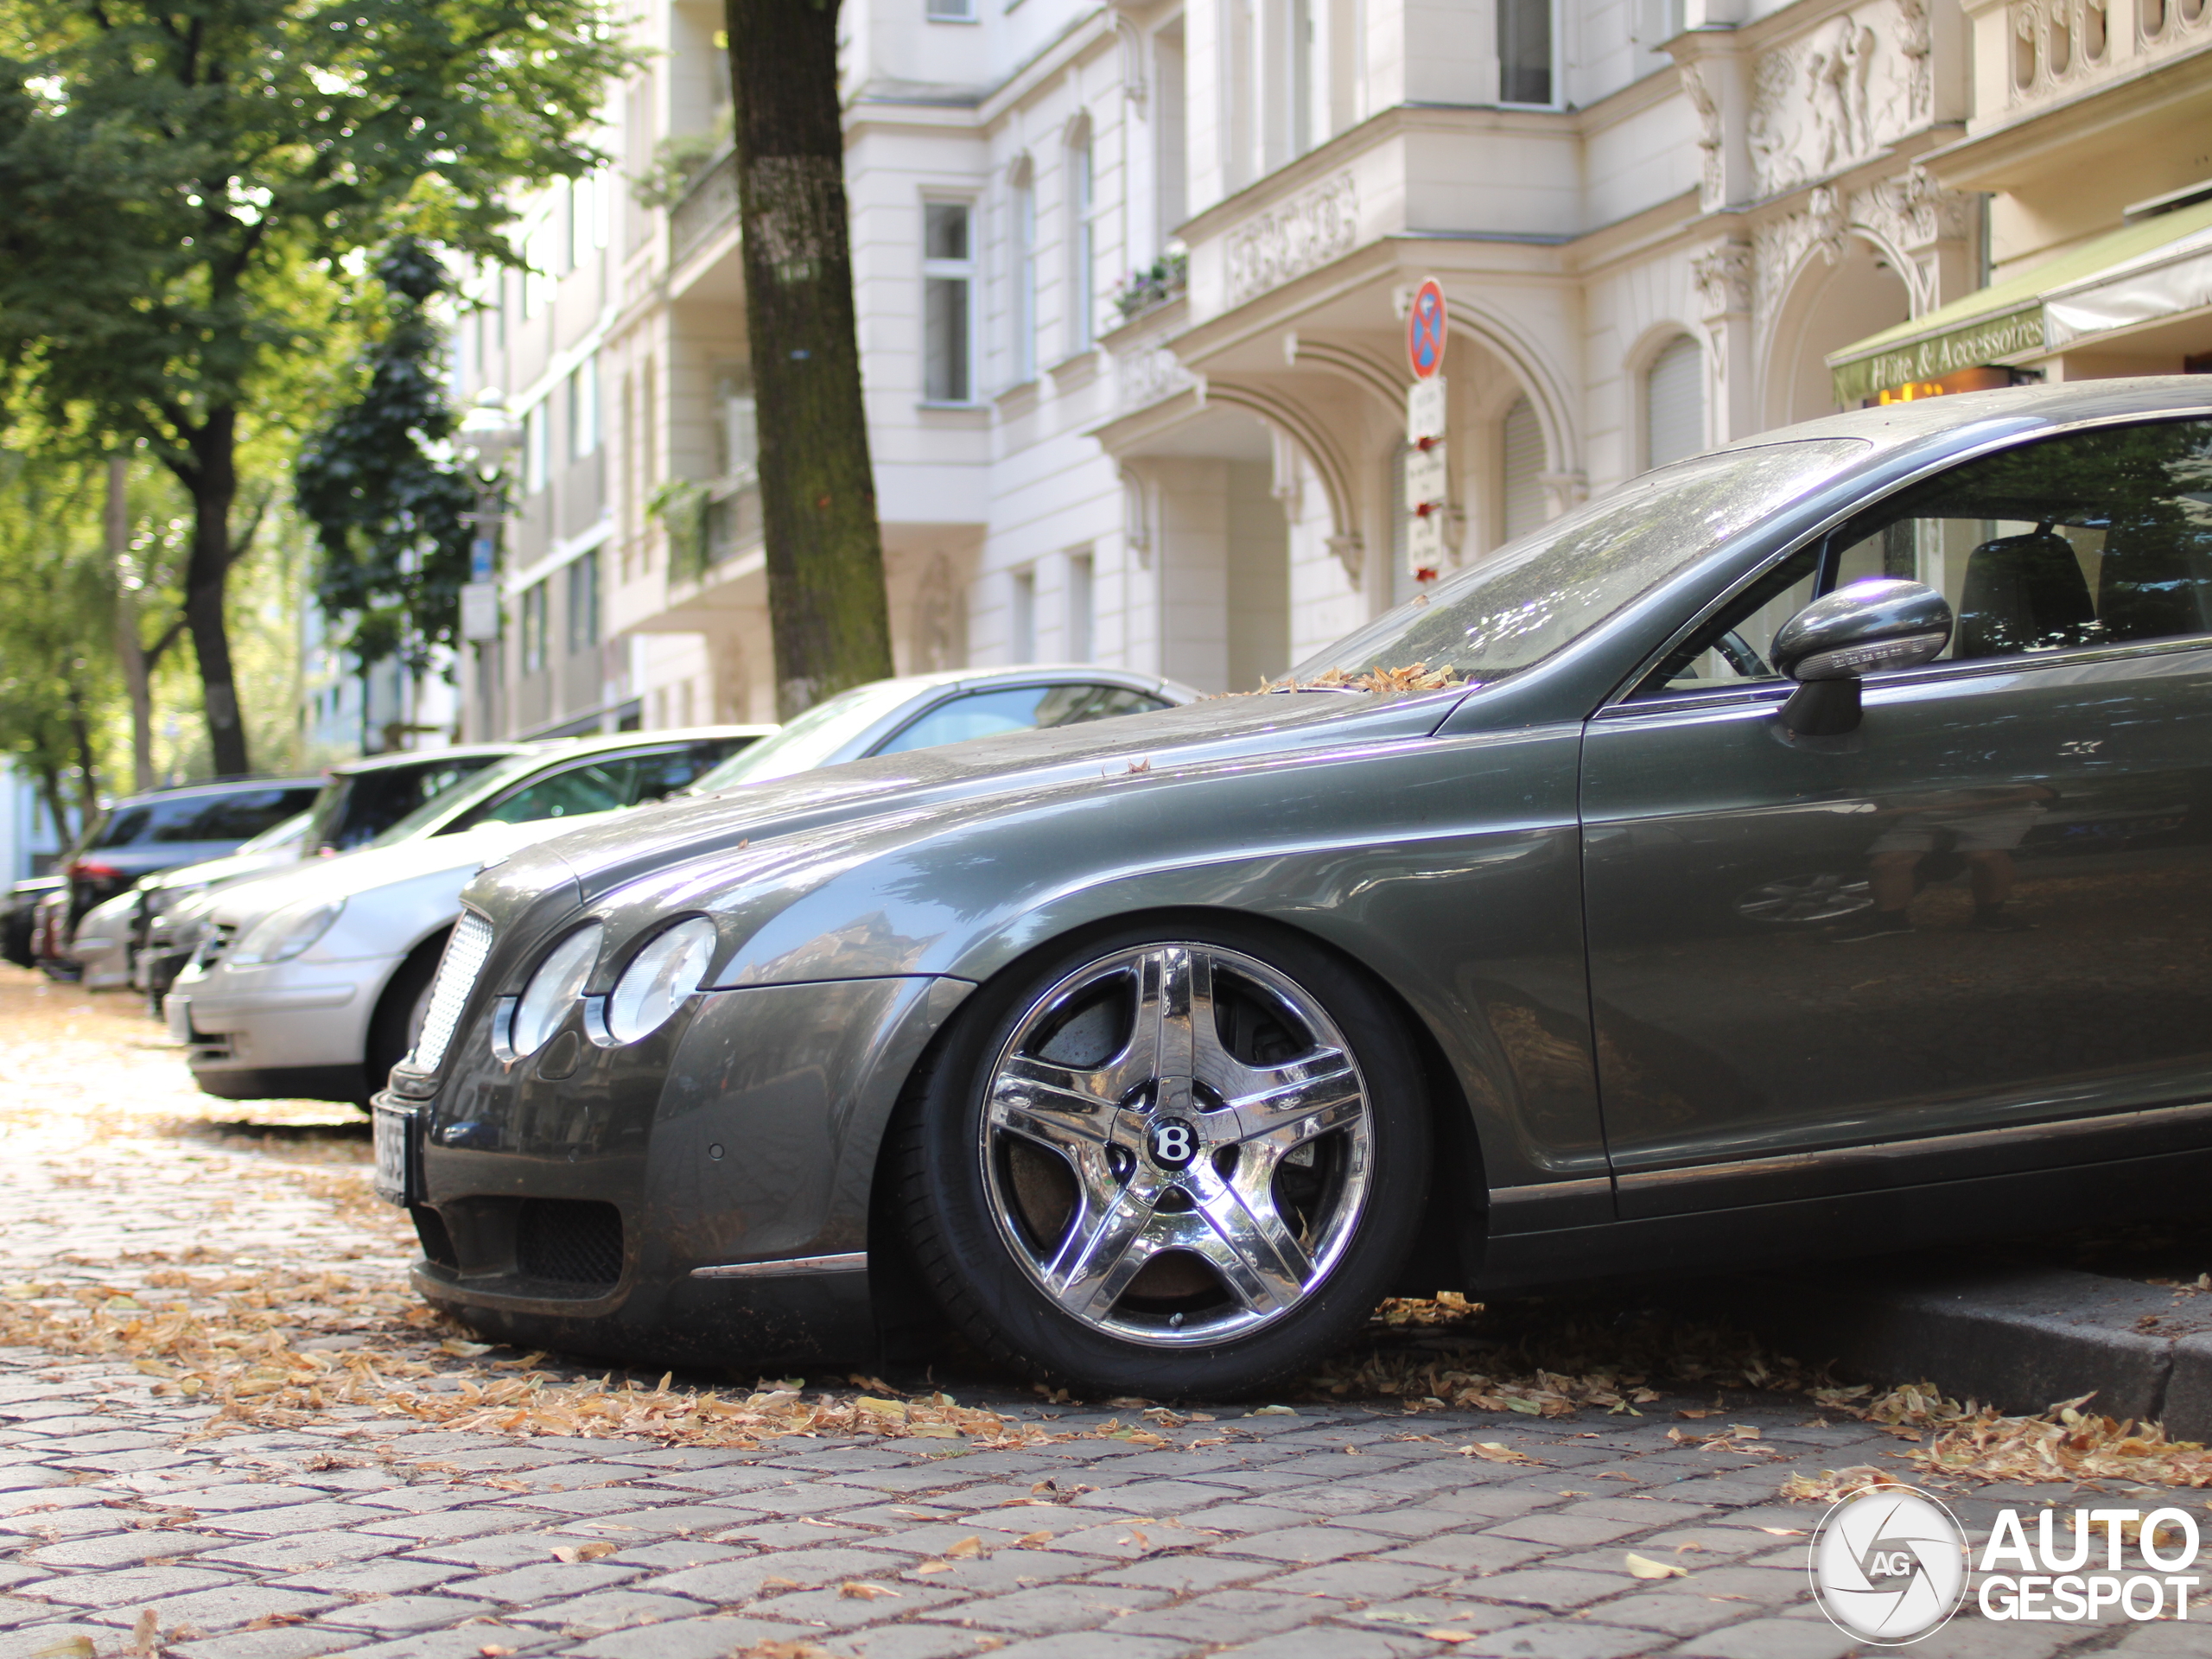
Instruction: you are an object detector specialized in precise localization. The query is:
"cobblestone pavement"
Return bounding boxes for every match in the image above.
[6,969,2212,1659]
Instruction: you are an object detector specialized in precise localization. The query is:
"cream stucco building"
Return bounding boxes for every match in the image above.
[448,0,2212,736]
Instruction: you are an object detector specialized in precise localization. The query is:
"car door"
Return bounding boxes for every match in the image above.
[1580,416,2212,1217]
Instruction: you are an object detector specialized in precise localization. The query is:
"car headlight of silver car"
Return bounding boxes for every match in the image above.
[506,923,605,1058]
[600,918,718,1046]
[226,898,346,966]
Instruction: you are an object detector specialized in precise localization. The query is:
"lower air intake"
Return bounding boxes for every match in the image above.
[516,1199,625,1289]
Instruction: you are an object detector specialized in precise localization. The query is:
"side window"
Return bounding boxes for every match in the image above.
[461,760,637,828]
[1633,547,1820,697]
[1831,419,2212,661]
[1033,683,1168,728]
[630,741,750,803]
[874,688,1053,756]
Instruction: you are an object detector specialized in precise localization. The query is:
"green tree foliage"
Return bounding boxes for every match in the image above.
[296,239,474,677]
[0,451,117,839]
[0,0,636,774]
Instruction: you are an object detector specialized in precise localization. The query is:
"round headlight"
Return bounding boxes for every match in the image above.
[604,918,718,1045]
[509,923,604,1057]
[228,898,345,966]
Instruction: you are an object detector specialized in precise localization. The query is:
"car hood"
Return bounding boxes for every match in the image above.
[509,689,1467,905]
[208,815,621,927]
[144,843,307,893]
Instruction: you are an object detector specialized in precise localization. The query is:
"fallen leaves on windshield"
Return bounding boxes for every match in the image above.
[1258,662,1470,695]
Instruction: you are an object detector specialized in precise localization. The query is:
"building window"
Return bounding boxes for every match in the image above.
[1498,0,1554,105]
[523,207,556,316]
[1067,550,1094,661]
[520,582,549,672]
[1155,21,1188,242]
[1291,0,1318,156]
[523,402,548,494]
[1502,395,1546,541]
[923,202,974,403]
[567,551,600,655]
[1643,334,1705,469]
[1010,567,1036,662]
[1011,166,1038,384]
[568,355,600,461]
[715,365,758,481]
[1067,133,1095,354]
[925,0,975,16]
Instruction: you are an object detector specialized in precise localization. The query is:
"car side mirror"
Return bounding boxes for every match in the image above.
[1770,578,1954,737]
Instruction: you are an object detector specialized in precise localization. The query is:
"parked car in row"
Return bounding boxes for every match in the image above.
[174,669,1191,1112]
[375,379,2212,1395]
[31,777,323,979]
[168,727,774,1105]
[64,747,529,997]
[130,746,530,1001]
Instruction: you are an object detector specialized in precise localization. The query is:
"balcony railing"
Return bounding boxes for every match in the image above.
[670,148,740,270]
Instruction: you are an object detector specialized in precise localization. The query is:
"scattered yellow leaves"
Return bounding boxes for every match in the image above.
[838,1581,900,1600]
[549,1542,616,1563]
[1459,1441,1540,1465]
[1625,1552,1688,1580]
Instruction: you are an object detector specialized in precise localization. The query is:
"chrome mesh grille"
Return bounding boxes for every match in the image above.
[410,912,495,1074]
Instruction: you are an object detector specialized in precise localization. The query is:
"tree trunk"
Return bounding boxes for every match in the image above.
[62,677,100,830]
[182,410,251,777]
[723,0,894,718]
[109,455,157,793]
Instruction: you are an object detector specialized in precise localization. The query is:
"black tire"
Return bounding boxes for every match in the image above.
[893,913,1431,1397]
[363,934,445,1111]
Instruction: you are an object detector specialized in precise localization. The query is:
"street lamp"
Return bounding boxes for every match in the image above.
[455,388,522,643]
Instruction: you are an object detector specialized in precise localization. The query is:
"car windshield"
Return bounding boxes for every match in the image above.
[305,753,509,852]
[1288,440,1869,687]
[235,811,311,855]
[367,753,546,848]
[90,785,318,849]
[690,680,923,791]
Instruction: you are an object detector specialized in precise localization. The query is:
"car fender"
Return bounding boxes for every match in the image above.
[633,721,1603,1198]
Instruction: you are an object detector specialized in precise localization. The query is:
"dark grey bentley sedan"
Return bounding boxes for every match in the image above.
[375,380,2212,1395]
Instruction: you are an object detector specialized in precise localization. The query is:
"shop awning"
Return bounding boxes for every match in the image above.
[1827,194,2212,406]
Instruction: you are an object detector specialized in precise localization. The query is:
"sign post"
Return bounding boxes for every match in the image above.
[1403,278,1450,581]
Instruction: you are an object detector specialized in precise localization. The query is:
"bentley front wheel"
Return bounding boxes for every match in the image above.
[898,921,1431,1395]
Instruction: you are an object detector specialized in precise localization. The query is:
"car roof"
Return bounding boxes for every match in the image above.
[524,724,781,755]
[1712,376,2212,463]
[326,744,533,777]
[869,664,1190,699]
[102,776,323,810]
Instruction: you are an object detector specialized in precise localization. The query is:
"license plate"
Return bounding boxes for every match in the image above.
[372,1105,416,1208]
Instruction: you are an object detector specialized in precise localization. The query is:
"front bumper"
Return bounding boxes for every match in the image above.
[171,954,398,1094]
[384,972,972,1369]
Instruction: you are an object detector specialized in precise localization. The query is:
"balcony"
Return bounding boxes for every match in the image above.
[670,148,741,275]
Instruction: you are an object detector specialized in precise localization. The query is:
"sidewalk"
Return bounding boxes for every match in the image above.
[0,967,2202,1659]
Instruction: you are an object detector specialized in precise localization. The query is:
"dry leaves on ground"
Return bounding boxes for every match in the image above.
[1784,1381,2212,1495]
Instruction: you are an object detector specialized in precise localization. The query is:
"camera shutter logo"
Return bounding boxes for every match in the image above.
[1808,1485,1968,1644]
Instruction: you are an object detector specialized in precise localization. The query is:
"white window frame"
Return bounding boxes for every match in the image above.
[925,0,976,20]
[568,355,600,461]
[921,198,978,404]
[1011,165,1038,385]
[1066,130,1096,355]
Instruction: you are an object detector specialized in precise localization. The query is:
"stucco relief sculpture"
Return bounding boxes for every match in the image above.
[1748,0,1928,198]
[1679,61,1726,209]
[1116,335,1194,412]
[1224,174,1359,304]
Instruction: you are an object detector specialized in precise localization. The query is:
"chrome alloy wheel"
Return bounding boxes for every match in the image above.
[979,943,1372,1348]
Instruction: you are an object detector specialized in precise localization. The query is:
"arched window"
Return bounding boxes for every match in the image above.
[1501,396,1545,542]
[1643,334,1705,469]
